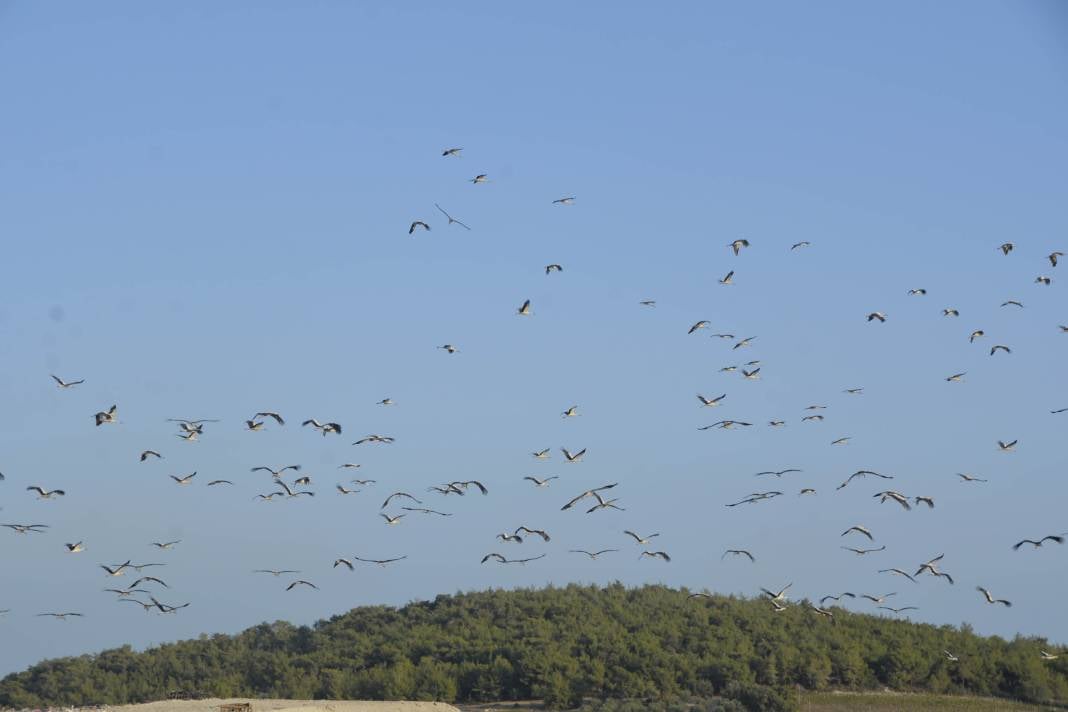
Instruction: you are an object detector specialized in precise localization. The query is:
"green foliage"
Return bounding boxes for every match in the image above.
[0,584,1065,708]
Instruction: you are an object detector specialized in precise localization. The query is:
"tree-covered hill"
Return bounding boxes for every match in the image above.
[1,584,1065,710]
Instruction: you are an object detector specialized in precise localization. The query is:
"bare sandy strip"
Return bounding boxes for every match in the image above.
[107,700,460,712]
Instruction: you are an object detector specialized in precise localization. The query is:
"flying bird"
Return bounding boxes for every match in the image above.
[718,270,734,285]
[1012,535,1064,551]
[819,592,855,606]
[867,312,887,322]
[1001,300,1023,308]
[878,568,917,583]
[441,148,462,157]
[64,541,85,553]
[997,439,1017,452]
[438,344,459,354]
[152,541,181,550]
[130,576,168,589]
[696,393,726,407]
[353,434,395,445]
[451,480,488,495]
[523,476,559,487]
[969,330,984,342]
[729,239,750,256]
[990,345,1011,356]
[861,593,896,604]
[760,583,792,602]
[1,523,48,533]
[140,450,162,462]
[552,197,575,205]
[836,470,893,490]
[943,309,959,317]
[698,420,753,430]
[409,221,430,235]
[956,473,987,483]
[51,375,84,388]
[586,493,624,514]
[569,549,618,559]
[624,531,660,545]
[401,507,452,516]
[907,288,927,295]
[469,174,488,184]
[755,469,801,478]
[169,473,196,486]
[545,264,563,274]
[841,526,874,540]
[286,580,318,591]
[561,447,587,463]
[100,561,132,577]
[639,550,671,562]
[874,490,911,510]
[976,586,1011,607]
[273,480,314,499]
[515,526,551,542]
[790,241,810,250]
[94,405,118,426]
[380,513,406,525]
[722,549,755,562]
[841,546,886,556]
[352,556,407,567]
[945,373,966,382]
[26,486,65,500]
[254,412,285,425]
[434,203,470,230]
[516,299,532,316]
[251,465,301,478]
[302,419,341,436]
[561,483,618,511]
[688,320,710,334]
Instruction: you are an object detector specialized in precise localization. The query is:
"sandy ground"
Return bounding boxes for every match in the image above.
[106,700,461,712]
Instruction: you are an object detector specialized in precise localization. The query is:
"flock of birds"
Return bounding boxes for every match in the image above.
[1,150,1066,670]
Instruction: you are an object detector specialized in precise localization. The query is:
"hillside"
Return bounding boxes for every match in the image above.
[1,584,1065,710]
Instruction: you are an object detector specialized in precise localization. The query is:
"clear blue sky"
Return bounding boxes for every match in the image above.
[1,1,1066,676]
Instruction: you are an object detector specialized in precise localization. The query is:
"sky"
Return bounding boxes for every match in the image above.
[1,0,1067,677]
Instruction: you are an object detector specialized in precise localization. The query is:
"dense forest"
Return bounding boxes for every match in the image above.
[1,584,1065,711]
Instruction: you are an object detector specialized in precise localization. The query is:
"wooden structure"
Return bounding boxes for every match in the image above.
[218,704,251,712]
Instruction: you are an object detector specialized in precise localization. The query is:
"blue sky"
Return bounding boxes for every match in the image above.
[1,1,1067,676]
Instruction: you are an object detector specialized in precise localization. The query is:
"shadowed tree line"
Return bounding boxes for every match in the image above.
[1,584,1066,711]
